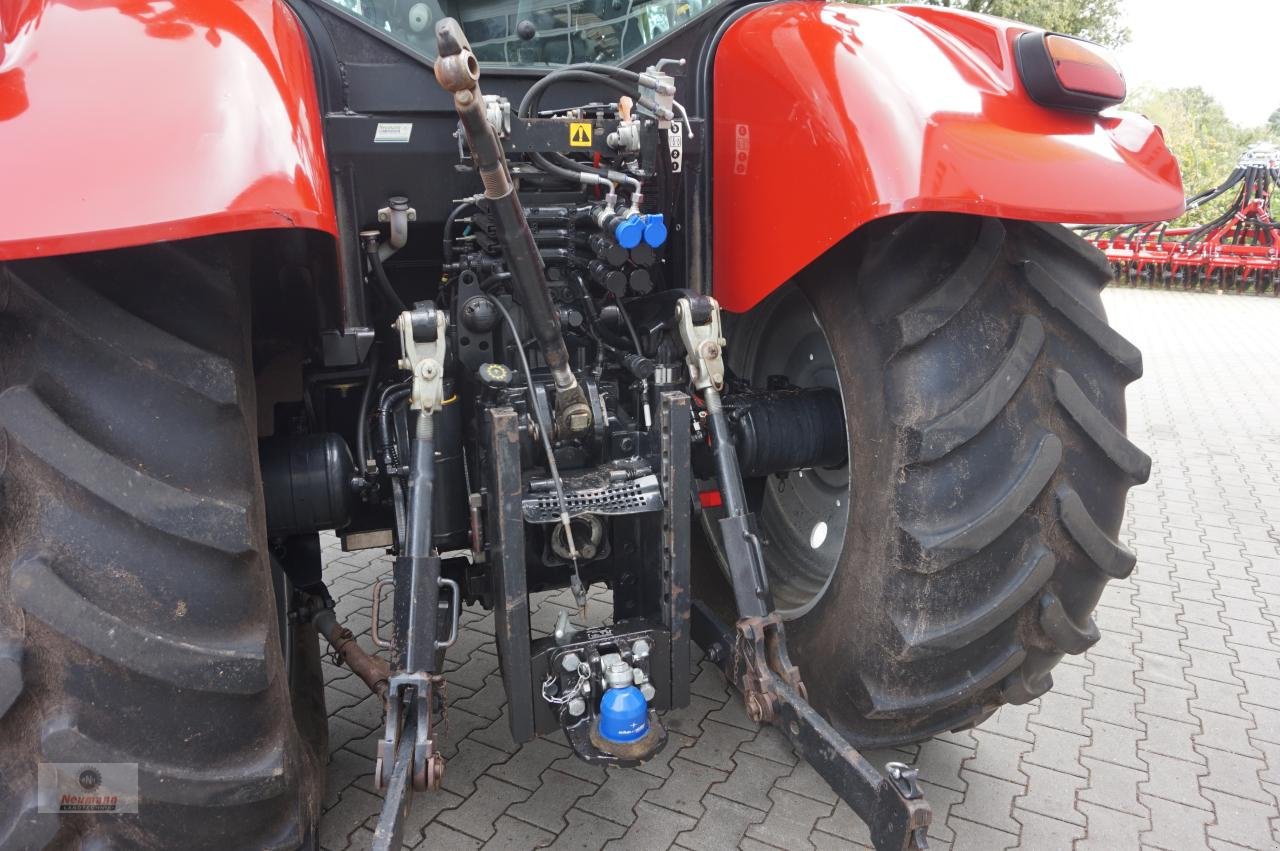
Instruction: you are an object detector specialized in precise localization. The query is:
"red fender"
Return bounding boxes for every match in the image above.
[711,2,1184,313]
[0,0,336,261]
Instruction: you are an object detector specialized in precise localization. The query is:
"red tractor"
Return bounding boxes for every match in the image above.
[0,2,1182,848]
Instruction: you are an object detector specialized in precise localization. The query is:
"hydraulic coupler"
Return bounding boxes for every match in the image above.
[675,296,932,851]
[433,17,592,437]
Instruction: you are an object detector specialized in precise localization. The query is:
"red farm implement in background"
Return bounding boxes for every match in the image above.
[1080,143,1280,293]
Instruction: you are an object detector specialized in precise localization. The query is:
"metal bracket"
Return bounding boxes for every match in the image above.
[394,305,447,413]
[377,205,418,224]
[675,296,726,391]
[692,602,932,851]
[483,94,512,138]
[732,612,806,724]
[376,674,444,794]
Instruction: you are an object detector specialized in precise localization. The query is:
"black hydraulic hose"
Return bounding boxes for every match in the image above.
[612,293,645,354]
[1185,169,1244,211]
[355,345,380,480]
[442,200,477,263]
[518,69,639,119]
[566,273,618,374]
[378,385,412,474]
[365,242,408,315]
[547,62,642,83]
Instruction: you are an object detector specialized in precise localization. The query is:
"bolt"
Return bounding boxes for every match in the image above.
[706,643,723,663]
[619,436,635,452]
[565,407,592,433]
[580,543,597,559]
[745,694,765,722]
[640,683,656,702]
[561,653,581,673]
[567,697,586,717]
[631,639,650,660]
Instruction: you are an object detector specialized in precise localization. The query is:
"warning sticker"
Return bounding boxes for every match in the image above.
[569,122,593,147]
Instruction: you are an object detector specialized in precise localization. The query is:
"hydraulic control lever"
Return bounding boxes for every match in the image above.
[434,17,592,437]
[676,297,932,851]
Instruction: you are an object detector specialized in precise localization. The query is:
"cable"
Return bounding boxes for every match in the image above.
[354,344,380,480]
[611,294,644,354]
[484,286,586,603]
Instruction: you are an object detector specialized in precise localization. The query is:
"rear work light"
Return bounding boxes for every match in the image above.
[1015,32,1126,112]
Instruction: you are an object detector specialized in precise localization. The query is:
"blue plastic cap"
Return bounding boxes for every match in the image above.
[614,215,645,250]
[642,214,668,248]
[598,685,649,743]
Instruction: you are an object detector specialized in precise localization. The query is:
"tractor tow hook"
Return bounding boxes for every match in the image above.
[677,296,932,851]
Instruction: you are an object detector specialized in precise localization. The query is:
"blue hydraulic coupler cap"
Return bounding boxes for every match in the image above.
[642,214,668,248]
[598,685,649,743]
[614,214,645,250]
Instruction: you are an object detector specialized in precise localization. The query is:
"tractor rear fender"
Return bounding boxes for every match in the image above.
[710,1,1185,313]
[0,0,337,261]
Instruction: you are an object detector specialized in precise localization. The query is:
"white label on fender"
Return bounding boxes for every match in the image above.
[374,123,413,143]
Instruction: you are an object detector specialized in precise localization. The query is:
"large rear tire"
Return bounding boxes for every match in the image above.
[710,215,1149,746]
[0,238,324,848]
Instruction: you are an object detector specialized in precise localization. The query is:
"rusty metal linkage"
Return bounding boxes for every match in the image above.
[314,608,390,700]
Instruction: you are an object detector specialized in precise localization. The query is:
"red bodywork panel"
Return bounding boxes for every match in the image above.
[711,2,1185,313]
[0,0,336,261]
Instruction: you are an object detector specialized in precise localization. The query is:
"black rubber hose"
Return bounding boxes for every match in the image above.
[518,69,639,119]
[366,246,408,314]
[378,386,412,470]
[442,200,477,263]
[528,151,610,191]
[611,294,645,354]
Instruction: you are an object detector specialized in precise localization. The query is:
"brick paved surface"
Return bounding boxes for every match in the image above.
[317,289,1280,850]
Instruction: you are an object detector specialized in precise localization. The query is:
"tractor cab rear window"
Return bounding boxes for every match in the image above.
[320,0,722,67]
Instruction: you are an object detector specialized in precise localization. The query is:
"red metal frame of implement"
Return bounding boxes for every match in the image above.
[1082,144,1280,293]
[709,1,1185,313]
[0,0,337,261]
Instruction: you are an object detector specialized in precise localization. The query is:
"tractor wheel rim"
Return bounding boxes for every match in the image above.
[726,284,850,620]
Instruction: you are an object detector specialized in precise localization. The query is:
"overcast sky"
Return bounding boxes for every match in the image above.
[1116,0,1277,127]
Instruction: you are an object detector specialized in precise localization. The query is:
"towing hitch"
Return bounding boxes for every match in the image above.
[677,295,932,851]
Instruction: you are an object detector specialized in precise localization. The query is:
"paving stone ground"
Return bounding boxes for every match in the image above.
[317,288,1280,851]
